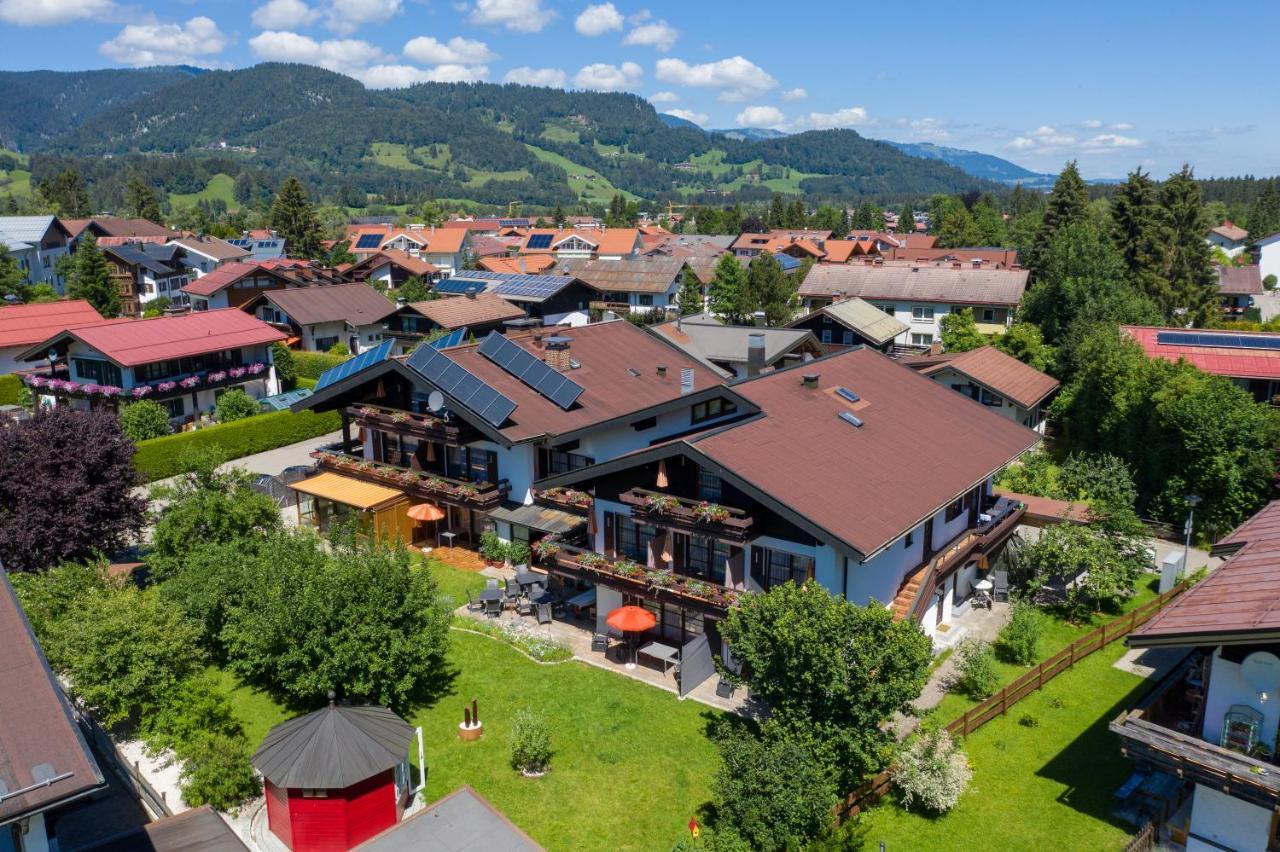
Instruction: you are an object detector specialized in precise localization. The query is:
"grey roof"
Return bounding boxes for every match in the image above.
[800,263,1029,307]
[252,703,414,789]
[77,805,248,852]
[791,297,910,345]
[552,257,685,294]
[0,229,31,251]
[356,786,542,851]
[487,502,587,535]
[651,317,819,371]
[105,244,182,278]
[0,216,59,244]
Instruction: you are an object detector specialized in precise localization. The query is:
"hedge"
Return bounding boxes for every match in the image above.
[293,351,349,380]
[295,376,317,390]
[0,374,22,406]
[134,409,342,482]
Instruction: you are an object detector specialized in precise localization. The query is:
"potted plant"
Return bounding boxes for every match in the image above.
[614,558,644,578]
[532,539,561,562]
[644,494,680,514]
[578,551,608,569]
[478,531,506,566]
[694,501,730,524]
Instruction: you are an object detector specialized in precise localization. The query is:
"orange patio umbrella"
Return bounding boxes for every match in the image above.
[406,503,446,522]
[606,605,657,633]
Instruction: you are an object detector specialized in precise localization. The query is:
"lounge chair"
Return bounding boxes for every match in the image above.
[993,570,1009,602]
[517,599,534,616]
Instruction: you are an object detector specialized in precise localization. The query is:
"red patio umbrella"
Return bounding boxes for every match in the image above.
[406,503,446,522]
[607,605,657,669]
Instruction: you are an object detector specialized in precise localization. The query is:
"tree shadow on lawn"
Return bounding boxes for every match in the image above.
[1031,674,1156,831]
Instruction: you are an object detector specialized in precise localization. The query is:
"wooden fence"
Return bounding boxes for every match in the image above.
[836,579,1191,822]
[1123,820,1156,852]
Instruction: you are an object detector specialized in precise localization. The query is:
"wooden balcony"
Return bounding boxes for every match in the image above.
[618,487,753,543]
[546,544,736,616]
[532,487,593,516]
[312,450,508,511]
[347,404,478,445]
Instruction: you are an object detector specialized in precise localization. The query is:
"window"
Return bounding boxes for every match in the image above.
[314,336,339,352]
[980,389,1003,407]
[163,396,185,419]
[842,331,854,345]
[911,306,934,321]
[684,535,728,584]
[877,304,894,315]
[980,308,996,323]
[540,448,594,477]
[945,498,964,522]
[753,548,813,590]
[905,530,914,548]
[911,333,933,346]
[73,358,122,387]
[302,789,328,798]
[697,470,722,503]
[631,416,657,431]
[445,446,498,483]
[615,514,655,562]
[638,294,653,306]
[820,329,832,344]
[692,397,737,424]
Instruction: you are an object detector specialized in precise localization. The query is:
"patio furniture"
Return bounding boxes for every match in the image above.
[536,603,553,624]
[440,530,457,550]
[517,599,534,616]
[607,606,658,670]
[638,641,681,675]
[591,632,609,653]
[567,587,596,619]
[465,590,483,613]
[515,569,545,593]
[485,578,499,591]
[715,677,736,699]
[992,570,1009,602]
[483,597,502,616]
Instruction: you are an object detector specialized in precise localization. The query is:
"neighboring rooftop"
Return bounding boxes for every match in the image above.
[788,297,910,346]
[20,308,287,366]
[478,255,558,275]
[1122,325,1280,380]
[1218,264,1264,296]
[356,786,541,852]
[350,248,439,278]
[407,293,525,329]
[0,569,105,824]
[800,263,1030,306]
[518,228,639,257]
[0,215,64,248]
[885,246,1021,268]
[170,235,251,262]
[447,271,590,304]
[62,217,172,240]
[1210,222,1250,243]
[1130,500,1280,647]
[0,300,104,349]
[903,346,1061,409]
[650,315,820,375]
[181,261,279,297]
[553,256,685,294]
[252,702,416,790]
[77,805,248,852]
[258,282,398,326]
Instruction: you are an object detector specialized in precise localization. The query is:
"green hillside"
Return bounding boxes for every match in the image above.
[525,144,639,204]
[169,172,237,208]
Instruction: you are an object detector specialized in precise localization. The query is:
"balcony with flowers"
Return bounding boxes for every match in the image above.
[542,542,742,615]
[618,487,753,543]
[531,486,593,515]
[311,449,509,511]
[21,362,268,402]
[346,403,479,445]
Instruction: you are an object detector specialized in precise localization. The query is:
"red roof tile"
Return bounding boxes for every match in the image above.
[1123,325,1280,381]
[908,346,1059,409]
[26,309,286,366]
[406,293,524,330]
[0,300,104,349]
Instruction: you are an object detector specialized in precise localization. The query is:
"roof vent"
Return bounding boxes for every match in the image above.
[657,365,667,377]
[628,367,641,377]
[838,411,864,428]
[801,373,820,389]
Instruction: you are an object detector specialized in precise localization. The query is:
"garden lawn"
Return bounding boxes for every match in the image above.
[210,667,291,749]
[929,576,1162,722]
[423,557,487,607]
[857,637,1150,851]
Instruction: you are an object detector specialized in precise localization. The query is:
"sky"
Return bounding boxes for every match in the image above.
[2,0,1278,180]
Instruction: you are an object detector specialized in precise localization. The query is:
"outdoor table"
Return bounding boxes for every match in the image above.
[515,570,545,592]
[567,587,596,617]
[440,530,458,549]
[638,641,681,674]
[974,577,994,592]
[528,587,554,605]
[478,588,503,603]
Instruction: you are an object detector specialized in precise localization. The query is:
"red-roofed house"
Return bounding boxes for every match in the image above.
[181,261,341,311]
[902,346,1060,433]
[348,226,468,276]
[517,228,641,261]
[0,300,104,373]
[17,310,286,423]
[1208,221,1250,258]
[1122,325,1280,404]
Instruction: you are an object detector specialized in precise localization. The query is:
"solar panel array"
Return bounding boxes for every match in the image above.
[526,234,553,249]
[499,218,529,228]
[432,278,488,295]
[406,345,517,428]
[477,332,584,410]
[429,327,469,349]
[314,339,394,391]
[1156,331,1280,351]
[355,233,383,249]
[490,275,571,300]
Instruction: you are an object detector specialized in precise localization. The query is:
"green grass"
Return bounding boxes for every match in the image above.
[170,173,237,209]
[368,142,422,171]
[855,638,1148,851]
[463,167,532,187]
[539,124,579,144]
[930,576,1162,722]
[524,144,640,204]
[424,558,487,607]
[211,667,291,749]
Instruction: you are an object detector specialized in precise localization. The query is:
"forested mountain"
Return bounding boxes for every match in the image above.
[884,141,1054,187]
[4,63,997,211]
[0,67,202,151]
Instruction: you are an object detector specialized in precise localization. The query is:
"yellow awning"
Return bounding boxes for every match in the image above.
[291,472,405,510]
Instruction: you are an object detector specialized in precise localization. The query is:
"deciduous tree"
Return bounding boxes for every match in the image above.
[939,307,986,352]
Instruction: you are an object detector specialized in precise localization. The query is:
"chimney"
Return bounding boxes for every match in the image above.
[519,258,526,274]
[801,373,820,389]
[532,331,544,349]
[396,297,406,307]
[752,310,767,328]
[657,365,667,377]
[747,333,766,377]
[952,261,962,269]
[544,335,572,372]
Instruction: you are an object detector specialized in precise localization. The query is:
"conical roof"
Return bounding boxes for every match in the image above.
[252,703,414,789]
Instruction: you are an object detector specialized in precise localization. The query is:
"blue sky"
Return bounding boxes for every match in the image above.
[2,0,1277,179]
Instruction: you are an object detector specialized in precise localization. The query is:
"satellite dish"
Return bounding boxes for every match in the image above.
[1242,652,1280,694]
[427,391,445,412]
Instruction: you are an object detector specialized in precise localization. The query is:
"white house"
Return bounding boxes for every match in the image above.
[168,235,250,277]
[0,216,71,292]
[0,300,103,375]
[1257,232,1280,286]
[903,345,1060,434]
[554,256,686,316]
[348,227,469,278]
[243,282,396,354]
[1207,222,1250,258]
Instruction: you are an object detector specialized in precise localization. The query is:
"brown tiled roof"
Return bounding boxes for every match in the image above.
[1218,264,1263,296]
[820,240,858,263]
[554,257,685,294]
[1130,500,1280,646]
[62,217,174,239]
[171,235,250,262]
[909,346,1060,409]
[478,255,557,274]
[468,235,513,257]
[691,348,1039,557]
[182,261,284,297]
[886,246,1021,268]
[1211,223,1249,242]
[259,283,397,326]
[350,249,439,278]
[901,234,938,249]
[407,293,525,329]
[800,263,1029,307]
[0,570,104,823]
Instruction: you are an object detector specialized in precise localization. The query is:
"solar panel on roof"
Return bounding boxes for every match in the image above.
[1156,330,1280,351]
[406,345,517,428]
[490,275,569,301]
[477,331,585,410]
[433,278,488,295]
[836,386,860,403]
[355,234,383,249]
[314,339,393,392]
[526,234,553,249]
[429,327,469,349]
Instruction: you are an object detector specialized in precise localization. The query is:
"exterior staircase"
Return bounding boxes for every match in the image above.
[890,564,928,620]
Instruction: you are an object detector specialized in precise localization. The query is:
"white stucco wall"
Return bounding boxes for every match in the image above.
[1260,238,1280,286]
[1202,649,1280,750]
[1188,784,1273,852]
[0,811,49,852]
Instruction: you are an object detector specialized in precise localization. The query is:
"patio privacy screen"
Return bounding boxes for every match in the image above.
[678,634,714,698]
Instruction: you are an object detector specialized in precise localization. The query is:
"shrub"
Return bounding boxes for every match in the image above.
[119,399,172,441]
[133,409,341,481]
[1266,274,1277,291]
[328,341,350,357]
[214,388,260,423]
[997,602,1044,665]
[892,730,971,813]
[478,530,505,561]
[177,731,260,810]
[509,710,552,774]
[506,539,530,566]
[0,373,23,406]
[1018,713,1040,728]
[953,639,1000,699]
[292,349,349,379]
[270,342,297,389]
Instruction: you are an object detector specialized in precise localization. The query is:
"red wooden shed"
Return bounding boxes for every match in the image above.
[252,700,415,852]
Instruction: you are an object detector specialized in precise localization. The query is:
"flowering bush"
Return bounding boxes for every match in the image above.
[892,731,972,813]
[646,567,677,588]
[532,539,561,559]
[99,385,122,398]
[247,362,266,375]
[82,383,102,395]
[578,551,608,568]
[25,375,46,388]
[55,379,79,393]
[207,370,227,383]
[157,381,178,393]
[614,558,645,578]
[228,367,247,379]
[179,376,201,389]
[694,501,730,523]
[644,494,680,514]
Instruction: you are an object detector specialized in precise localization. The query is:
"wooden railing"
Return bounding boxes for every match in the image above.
[835,579,1192,824]
[347,404,475,444]
[547,544,736,615]
[312,450,508,510]
[618,487,753,542]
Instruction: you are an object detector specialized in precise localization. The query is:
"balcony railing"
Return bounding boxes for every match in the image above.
[618,487,753,542]
[347,404,476,444]
[545,543,739,615]
[312,450,508,510]
[1112,654,1280,810]
[21,362,269,402]
[532,487,593,515]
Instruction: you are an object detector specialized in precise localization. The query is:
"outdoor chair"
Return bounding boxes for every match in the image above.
[465,591,483,612]
[993,570,1009,602]
[715,677,736,699]
[483,597,502,617]
[485,578,499,591]
[517,599,534,617]
[591,632,609,653]
[536,603,553,624]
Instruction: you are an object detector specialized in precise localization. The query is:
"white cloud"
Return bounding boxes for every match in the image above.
[0,0,112,26]
[471,0,552,32]
[780,87,807,101]
[1007,137,1036,150]
[1081,118,1102,129]
[503,66,567,87]
[655,56,776,102]
[250,30,386,73]
[793,106,868,130]
[403,35,496,65]
[906,116,949,140]
[252,0,318,29]
[1081,133,1143,151]
[1005,124,1141,157]
[100,16,229,67]
[574,2,622,36]
[623,20,678,51]
[1110,122,1134,130]
[325,0,402,34]
[573,61,642,92]
[665,108,707,127]
[735,105,785,129]
[648,90,678,103]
